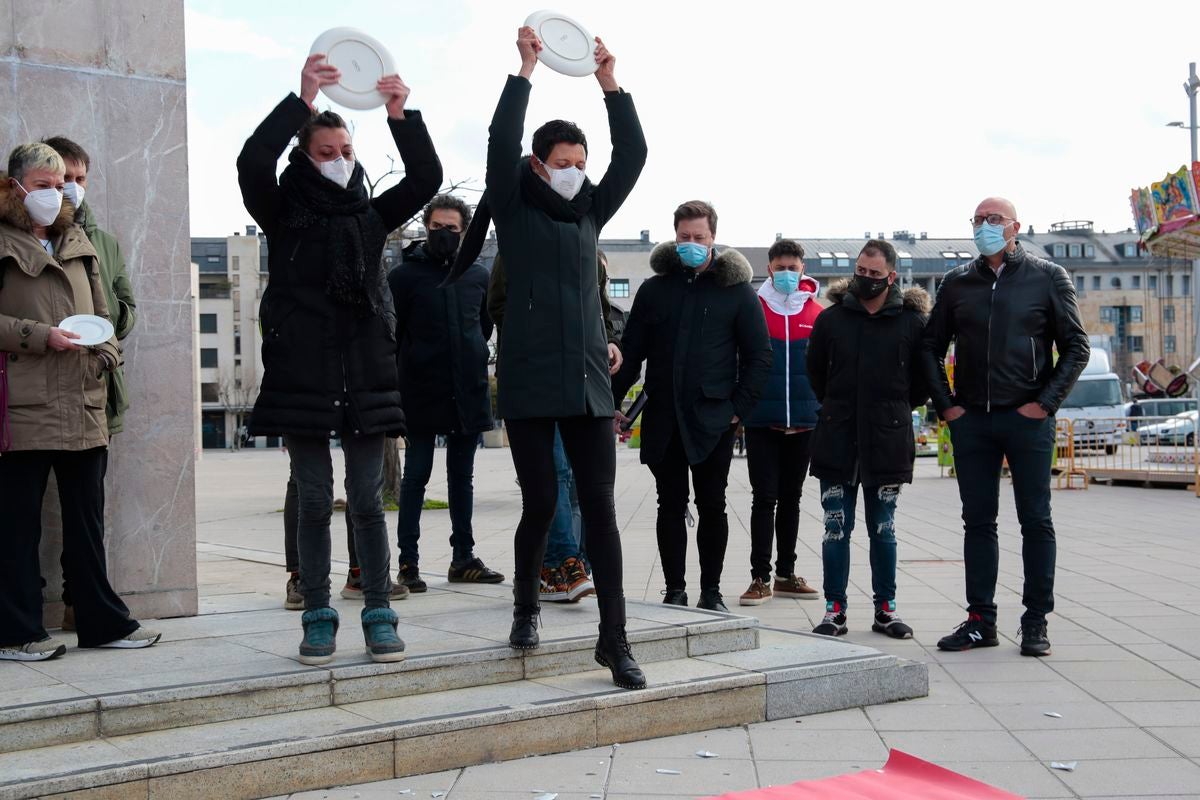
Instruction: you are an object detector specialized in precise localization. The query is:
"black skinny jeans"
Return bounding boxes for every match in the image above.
[505,416,624,600]
[284,434,391,609]
[647,423,737,592]
[949,409,1057,626]
[744,427,813,581]
[284,471,358,573]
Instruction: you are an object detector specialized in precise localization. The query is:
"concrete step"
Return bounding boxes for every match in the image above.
[0,591,757,752]
[0,629,927,800]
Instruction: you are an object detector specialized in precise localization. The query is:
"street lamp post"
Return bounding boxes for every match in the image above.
[1188,62,1199,164]
[1188,64,1199,404]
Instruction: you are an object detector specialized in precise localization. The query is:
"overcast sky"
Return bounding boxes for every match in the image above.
[185,0,1199,245]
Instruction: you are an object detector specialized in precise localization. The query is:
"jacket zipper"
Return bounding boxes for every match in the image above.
[986,277,997,412]
[289,241,301,262]
[1030,337,1038,382]
[784,306,791,427]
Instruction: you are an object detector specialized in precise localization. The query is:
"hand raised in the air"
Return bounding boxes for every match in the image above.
[517,26,542,79]
[377,74,410,119]
[594,37,618,92]
[301,53,341,107]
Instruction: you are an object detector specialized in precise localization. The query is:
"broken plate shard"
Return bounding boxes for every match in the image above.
[1050,761,1078,772]
[1044,712,1063,718]
[656,768,682,775]
[695,750,720,758]
[533,794,558,800]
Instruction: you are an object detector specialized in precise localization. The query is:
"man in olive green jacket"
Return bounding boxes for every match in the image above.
[43,138,138,632]
[43,137,137,435]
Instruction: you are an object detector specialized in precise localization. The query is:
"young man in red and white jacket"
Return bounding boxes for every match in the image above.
[738,239,823,606]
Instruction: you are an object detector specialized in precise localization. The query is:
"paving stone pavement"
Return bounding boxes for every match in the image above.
[194,446,1200,799]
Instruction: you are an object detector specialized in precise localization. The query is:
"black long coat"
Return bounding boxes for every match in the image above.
[487,76,647,420]
[388,241,493,435]
[237,94,442,438]
[806,281,931,486]
[611,244,772,466]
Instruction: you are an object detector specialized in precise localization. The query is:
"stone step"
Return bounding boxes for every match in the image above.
[0,629,927,800]
[0,593,757,753]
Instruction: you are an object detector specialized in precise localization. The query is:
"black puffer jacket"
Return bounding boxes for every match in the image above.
[237,94,442,439]
[612,243,772,465]
[487,76,647,420]
[807,281,931,486]
[920,243,1089,415]
[388,241,493,435]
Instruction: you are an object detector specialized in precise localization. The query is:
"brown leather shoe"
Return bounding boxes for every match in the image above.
[773,574,819,599]
[738,578,772,606]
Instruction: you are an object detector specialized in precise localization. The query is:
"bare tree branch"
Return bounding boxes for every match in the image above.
[217,377,259,451]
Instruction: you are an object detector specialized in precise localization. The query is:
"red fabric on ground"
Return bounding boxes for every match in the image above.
[703,749,1024,800]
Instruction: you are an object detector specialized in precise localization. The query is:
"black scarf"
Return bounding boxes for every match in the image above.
[519,157,593,223]
[443,158,593,286]
[278,149,388,316]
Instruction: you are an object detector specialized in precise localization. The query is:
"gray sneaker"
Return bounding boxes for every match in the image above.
[0,638,66,662]
[285,573,304,611]
[98,627,162,649]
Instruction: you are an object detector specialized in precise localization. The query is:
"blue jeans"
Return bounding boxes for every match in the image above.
[396,431,478,567]
[948,409,1056,625]
[819,481,900,610]
[544,426,585,567]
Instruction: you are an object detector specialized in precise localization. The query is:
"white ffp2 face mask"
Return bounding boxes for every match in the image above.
[63,181,85,209]
[538,158,585,201]
[311,155,354,189]
[16,181,63,226]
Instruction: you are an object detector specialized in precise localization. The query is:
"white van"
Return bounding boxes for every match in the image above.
[1057,349,1125,454]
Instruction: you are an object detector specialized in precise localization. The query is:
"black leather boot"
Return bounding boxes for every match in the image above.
[594,596,647,690]
[509,578,540,649]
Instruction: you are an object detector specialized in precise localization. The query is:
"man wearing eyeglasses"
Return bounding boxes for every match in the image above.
[921,197,1088,657]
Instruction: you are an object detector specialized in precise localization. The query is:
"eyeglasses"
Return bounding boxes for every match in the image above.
[971,214,1013,227]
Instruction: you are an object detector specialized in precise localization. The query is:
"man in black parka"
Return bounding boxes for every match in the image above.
[805,239,930,642]
[611,201,772,613]
[388,194,502,593]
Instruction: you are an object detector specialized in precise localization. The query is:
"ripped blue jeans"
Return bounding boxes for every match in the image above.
[819,481,900,610]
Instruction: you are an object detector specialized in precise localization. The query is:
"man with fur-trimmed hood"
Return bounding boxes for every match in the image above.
[612,200,771,613]
[805,238,931,641]
[0,142,159,662]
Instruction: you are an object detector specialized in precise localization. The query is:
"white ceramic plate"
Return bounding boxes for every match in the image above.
[524,10,597,77]
[59,314,114,347]
[309,27,397,110]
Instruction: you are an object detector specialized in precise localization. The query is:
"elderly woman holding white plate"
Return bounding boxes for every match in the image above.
[0,142,160,663]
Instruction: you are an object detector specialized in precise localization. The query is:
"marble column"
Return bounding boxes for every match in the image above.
[0,0,198,621]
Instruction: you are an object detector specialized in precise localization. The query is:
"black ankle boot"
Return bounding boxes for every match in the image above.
[509,578,540,650]
[594,596,646,690]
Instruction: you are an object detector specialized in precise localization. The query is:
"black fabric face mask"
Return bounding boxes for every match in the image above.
[426,228,461,263]
[849,274,890,300]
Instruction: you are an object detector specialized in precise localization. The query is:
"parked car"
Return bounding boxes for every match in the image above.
[1137,410,1198,447]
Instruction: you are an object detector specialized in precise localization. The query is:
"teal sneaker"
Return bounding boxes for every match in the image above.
[299,607,339,665]
[361,607,406,663]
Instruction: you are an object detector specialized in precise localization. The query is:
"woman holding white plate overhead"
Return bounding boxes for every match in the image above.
[237,50,441,666]
[0,142,160,662]
[462,22,647,689]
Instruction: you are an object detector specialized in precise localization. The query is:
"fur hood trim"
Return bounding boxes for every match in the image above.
[0,172,76,236]
[826,278,932,313]
[649,241,753,288]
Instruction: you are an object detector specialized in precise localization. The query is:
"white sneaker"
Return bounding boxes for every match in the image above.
[0,637,66,661]
[98,627,162,649]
